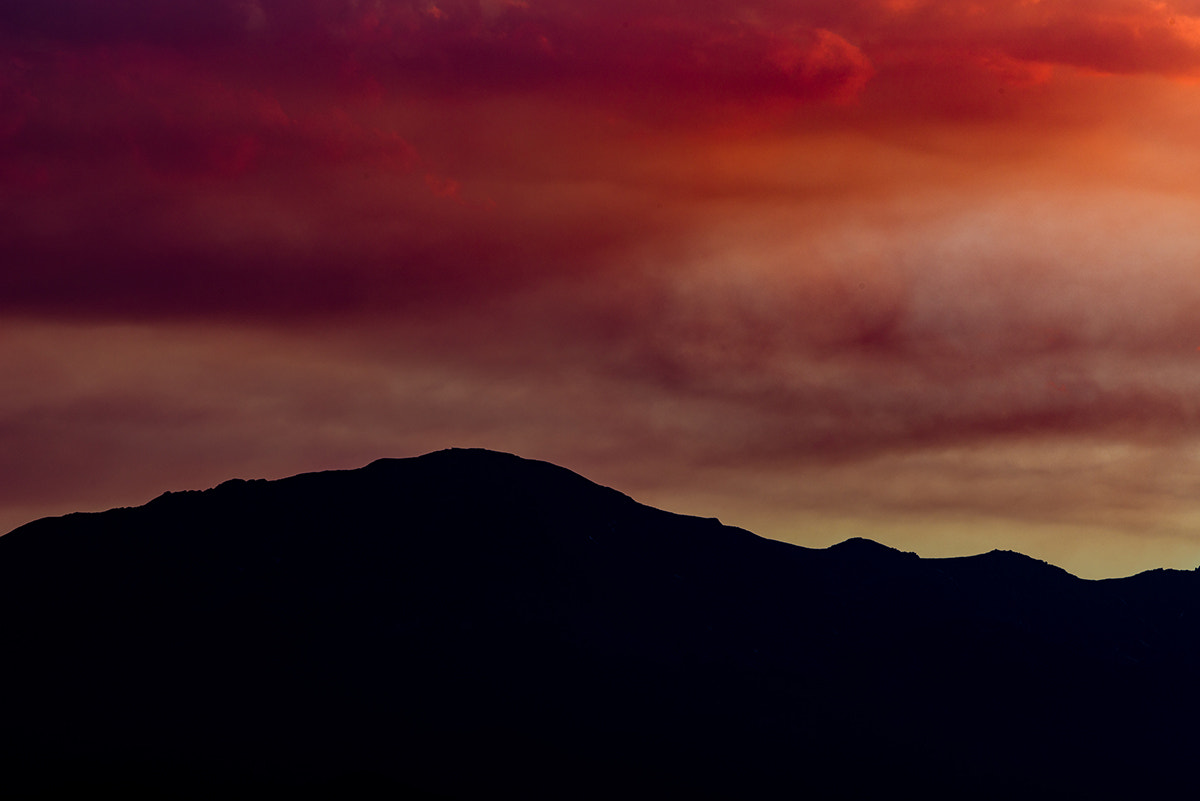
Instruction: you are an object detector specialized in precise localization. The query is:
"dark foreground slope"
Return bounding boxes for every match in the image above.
[2,449,1200,798]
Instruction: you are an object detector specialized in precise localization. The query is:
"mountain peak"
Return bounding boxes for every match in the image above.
[826,536,919,562]
[829,536,900,552]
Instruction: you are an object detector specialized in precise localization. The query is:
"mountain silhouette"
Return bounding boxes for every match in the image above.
[2,448,1199,798]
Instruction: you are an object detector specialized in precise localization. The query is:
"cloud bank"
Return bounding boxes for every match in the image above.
[5,0,1200,576]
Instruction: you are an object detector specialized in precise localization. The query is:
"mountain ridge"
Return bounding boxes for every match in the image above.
[2,448,1199,798]
[9,450,1172,584]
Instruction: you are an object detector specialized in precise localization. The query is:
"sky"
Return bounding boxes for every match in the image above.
[5,0,1200,578]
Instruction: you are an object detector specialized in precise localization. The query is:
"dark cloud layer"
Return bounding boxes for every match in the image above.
[0,0,876,106]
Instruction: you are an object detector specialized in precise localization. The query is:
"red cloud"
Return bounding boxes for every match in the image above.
[7,0,1200,326]
[0,43,423,184]
[856,0,1200,77]
[7,1,1200,98]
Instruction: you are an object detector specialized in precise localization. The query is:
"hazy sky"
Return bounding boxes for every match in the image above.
[6,0,1200,577]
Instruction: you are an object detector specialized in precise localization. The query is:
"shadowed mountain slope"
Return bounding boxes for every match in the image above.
[3,448,1200,798]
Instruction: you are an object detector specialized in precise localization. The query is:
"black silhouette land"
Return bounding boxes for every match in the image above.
[2,448,1199,798]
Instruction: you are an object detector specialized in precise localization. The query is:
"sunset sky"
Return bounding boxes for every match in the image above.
[6,0,1200,577]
